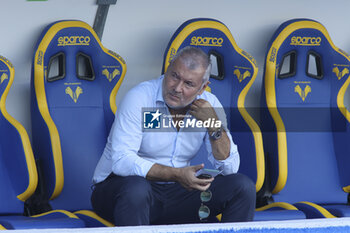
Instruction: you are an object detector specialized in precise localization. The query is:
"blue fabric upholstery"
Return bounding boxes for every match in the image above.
[161,18,305,220]
[30,20,126,227]
[0,212,84,229]
[254,210,305,221]
[261,18,350,217]
[293,203,336,219]
[0,56,84,229]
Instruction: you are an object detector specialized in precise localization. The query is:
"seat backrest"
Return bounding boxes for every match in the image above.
[162,18,264,191]
[0,56,38,214]
[261,19,350,204]
[31,20,126,211]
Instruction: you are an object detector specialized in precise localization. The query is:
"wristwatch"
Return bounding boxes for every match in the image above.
[209,127,222,140]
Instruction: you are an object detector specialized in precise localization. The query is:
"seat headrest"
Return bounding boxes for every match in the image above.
[265,18,350,111]
[33,20,126,114]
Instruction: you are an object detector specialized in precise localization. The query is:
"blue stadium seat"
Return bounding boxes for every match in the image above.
[261,18,350,218]
[162,18,305,220]
[0,56,84,229]
[30,20,126,227]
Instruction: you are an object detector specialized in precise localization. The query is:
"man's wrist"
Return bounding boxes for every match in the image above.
[208,126,222,140]
[208,125,221,134]
[171,167,181,182]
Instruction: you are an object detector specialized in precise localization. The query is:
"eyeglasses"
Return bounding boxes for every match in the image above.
[198,189,212,221]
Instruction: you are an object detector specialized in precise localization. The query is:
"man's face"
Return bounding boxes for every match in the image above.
[162,58,208,109]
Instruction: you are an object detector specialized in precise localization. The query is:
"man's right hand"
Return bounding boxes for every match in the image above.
[176,164,214,191]
[146,163,214,191]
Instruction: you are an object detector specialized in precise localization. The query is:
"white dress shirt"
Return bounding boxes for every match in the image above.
[93,75,240,184]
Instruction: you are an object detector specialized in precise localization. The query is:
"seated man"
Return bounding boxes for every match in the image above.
[91,46,256,226]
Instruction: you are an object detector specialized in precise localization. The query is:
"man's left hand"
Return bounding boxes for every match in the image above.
[189,99,218,130]
[189,99,230,161]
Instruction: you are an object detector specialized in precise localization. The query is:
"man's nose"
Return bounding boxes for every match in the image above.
[174,81,183,93]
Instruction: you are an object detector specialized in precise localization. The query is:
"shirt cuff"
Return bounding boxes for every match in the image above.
[208,143,240,175]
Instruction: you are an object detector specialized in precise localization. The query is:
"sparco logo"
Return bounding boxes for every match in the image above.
[58,36,90,46]
[290,36,321,46]
[190,36,223,47]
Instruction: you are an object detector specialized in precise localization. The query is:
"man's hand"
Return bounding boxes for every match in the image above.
[176,164,214,191]
[189,99,231,161]
[189,99,219,132]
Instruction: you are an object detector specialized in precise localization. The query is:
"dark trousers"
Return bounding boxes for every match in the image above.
[91,173,256,226]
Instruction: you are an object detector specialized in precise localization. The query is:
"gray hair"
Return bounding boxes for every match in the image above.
[169,46,211,84]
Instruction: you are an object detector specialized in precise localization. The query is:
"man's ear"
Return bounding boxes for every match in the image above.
[198,81,210,95]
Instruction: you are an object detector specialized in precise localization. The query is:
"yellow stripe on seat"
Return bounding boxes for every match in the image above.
[0,56,38,201]
[205,85,211,93]
[297,201,336,218]
[217,202,297,221]
[31,209,79,219]
[256,202,298,211]
[343,185,350,193]
[337,71,350,124]
[0,224,6,230]
[74,210,114,227]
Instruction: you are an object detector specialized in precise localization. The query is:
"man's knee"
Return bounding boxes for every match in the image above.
[118,176,152,207]
[221,173,256,199]
[215,173,256,222]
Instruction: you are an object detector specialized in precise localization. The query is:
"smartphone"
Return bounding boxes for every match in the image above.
[196,168,222,179]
